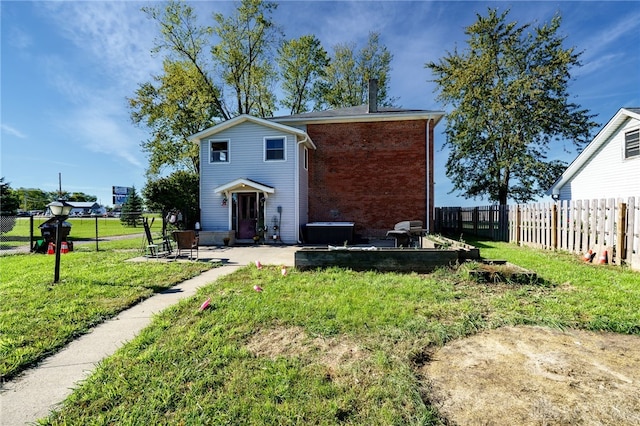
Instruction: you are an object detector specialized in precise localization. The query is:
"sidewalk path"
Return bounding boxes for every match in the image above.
[1,245,299,425]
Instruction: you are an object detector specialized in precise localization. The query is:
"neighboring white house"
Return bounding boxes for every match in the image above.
[188,115,315,245]
[548,107,640,201]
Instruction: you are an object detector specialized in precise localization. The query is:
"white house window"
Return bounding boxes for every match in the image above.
[265,137,286,161]
[210,140,229,163]
[625,129,639,159]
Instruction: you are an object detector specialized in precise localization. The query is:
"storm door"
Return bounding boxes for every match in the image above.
[237,193,258,239]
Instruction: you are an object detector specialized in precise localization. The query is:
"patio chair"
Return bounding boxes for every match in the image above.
[172,230,199,260]
[143,217,172,257]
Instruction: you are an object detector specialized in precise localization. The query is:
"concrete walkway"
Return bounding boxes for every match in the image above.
[0,245,300,425]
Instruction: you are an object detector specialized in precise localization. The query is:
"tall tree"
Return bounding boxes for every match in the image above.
[1,178,20,216]
[357,32,394,107]
[142,1,227,120]
[130,59,218,176]
[212,0,282,117]
[120,186,144,227]
[67,192,97,202]
[143,170,199,230]
[319,32,394,109]
[277,34,329,114]
[427,9,597,205]
[1,178,20,234]
[14,188,51,212]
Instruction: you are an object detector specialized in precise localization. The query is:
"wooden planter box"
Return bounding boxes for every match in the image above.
[295,247,471,273]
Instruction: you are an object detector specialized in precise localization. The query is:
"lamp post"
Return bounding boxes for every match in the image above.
[47,200,73,283]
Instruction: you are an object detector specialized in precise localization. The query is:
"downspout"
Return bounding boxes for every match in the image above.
[294,135,308,244]
[425,118,431,234]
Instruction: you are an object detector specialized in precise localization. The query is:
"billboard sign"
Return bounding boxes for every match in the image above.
[112,186,133,206]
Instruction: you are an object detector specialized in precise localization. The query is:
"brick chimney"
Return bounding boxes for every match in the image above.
[368,78,378,113]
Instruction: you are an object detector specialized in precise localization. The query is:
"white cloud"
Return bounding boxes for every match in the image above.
[53,96,145,169]
[1,124,27,139]
[29,2,158,171]
[584,12,640,55]
[42,1,161,89]
[7,26,32,49]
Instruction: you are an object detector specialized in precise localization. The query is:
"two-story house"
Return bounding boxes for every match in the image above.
[189,84,444,245]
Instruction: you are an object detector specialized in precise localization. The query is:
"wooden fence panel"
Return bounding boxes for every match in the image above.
[435,197,639,269]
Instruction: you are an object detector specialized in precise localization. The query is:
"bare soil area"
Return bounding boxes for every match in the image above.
[422,326,640,425]
[247,325,640,425]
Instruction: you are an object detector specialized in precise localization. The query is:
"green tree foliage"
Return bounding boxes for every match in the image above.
[318,32,395,109]
[12,188,99,211]
[1,178,20,234]
[131,0,281,177]
[67,192,98,202]
[1,178,20,216]
[213,0,282,117]
[143,171,199,230]
[426,9,597,205]
[120,186,144,227]
[142,1,227,120]
[13,188,51,212]
[277,35,329,114]
[130,59,219,176]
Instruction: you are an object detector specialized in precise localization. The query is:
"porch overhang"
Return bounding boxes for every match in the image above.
[214,178,275,195]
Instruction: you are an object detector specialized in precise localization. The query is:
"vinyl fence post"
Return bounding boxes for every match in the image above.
[516,206,522,246]
[551,203,558,250]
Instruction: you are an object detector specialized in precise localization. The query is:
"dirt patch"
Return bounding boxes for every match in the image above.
[246,326,365,370]
[422,326,640,425]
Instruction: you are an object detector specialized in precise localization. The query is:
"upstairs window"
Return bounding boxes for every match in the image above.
[625,129,639,159]
[265,137,286,161]
[210,140,229,163]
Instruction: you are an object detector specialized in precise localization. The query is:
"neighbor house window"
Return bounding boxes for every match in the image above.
[625,129,639,159]
[265,137,286,161]
[210,140,229,163]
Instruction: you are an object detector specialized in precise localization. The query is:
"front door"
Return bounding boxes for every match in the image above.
[237,193,257,239]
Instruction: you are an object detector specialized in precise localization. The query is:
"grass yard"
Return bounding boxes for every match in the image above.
[1,216,163,250]
[0,240,214,381]
[37,241,640,425]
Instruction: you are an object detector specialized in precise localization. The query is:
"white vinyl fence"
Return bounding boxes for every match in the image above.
[509,197,640,270]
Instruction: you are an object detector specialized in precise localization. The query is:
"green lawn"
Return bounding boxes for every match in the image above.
[1,216,163,250]
[0,239,214,381]
[36,241,639,425]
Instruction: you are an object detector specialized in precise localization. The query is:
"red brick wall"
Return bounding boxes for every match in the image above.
[307,119,435,238]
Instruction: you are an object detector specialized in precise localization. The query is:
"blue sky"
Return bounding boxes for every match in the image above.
[2,1,639,208]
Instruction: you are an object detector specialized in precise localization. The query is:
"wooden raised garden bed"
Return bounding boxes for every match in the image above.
[294,236,481,273]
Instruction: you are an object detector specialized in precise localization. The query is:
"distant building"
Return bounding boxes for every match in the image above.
[46,201,103,217]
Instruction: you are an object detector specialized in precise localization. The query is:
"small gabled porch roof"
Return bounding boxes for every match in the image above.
[214,178,275,195]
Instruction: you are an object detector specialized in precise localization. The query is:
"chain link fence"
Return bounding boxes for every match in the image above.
[0,213,163,255]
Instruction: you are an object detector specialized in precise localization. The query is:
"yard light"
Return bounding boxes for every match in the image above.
[47,200,73,283]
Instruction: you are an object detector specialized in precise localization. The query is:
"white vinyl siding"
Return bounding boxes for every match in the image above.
[199,121,299,242]
[560,118,640,200]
